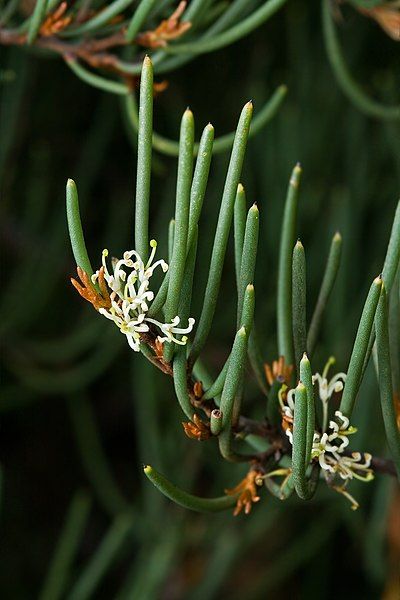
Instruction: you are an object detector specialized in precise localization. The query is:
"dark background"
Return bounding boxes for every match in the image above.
[1,1,399,598]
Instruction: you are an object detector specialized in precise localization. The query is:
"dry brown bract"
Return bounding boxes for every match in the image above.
[70,266,112,311]
[225,469,263,516]
[394,392,400,429]
[358,2,400,41]
[182,414,211,441]
[39,2,72,37]
[136,1,192,48]
[264,355,293,386]
[193,381,203,399]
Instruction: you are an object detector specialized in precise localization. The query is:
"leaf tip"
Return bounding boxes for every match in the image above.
[333,231,342,242]
[290,163,302,187]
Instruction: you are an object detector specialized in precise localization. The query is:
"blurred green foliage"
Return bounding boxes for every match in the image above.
[1,1,399,598]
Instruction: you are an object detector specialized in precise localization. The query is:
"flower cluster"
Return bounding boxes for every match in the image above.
[311,411,373,484]
[280,362,374,508]
[73,240,195,352]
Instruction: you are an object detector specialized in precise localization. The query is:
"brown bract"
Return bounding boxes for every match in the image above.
[225,469,263,516]
[70,265,112,311]
[39,2,72,37]
[182,414,211,441]
[193,381,203,399]
[394,391,400,429]
[136,1,191,48]
[358,2,400,41]
[264,355,293,386]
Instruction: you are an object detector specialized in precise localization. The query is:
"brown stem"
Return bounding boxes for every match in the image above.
[370,456,397,478]
[0,26,135,76]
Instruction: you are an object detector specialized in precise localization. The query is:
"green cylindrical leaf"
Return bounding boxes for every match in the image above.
[382,200,400,293]
[307,232,342,356]
[162,0,288,55]
[135,56,153,262]
[299,353,315,464]
[220,329,248,420]
[173,350,193,420]
[292,240,307,374]
[362,200,400,376]
[66,0,134,36]
[210,409,223,435]
[248,329,269,396]
[148,123,214,317]
[340,276,383,418]
[237,204,259,328]
[264,472,295,500]
[234,183,246,290]
[187,123,214,252]
[292,382,317,500]
[168,219,175,262]
[126,0,158,42]
[164,108,194,353]
[277,164,301,367]
[66,179,93,277]
[166,108,195,297]
[143,465,238,512]
[218,326,248,461]
[123,85,286,156]
[375,286,400,479]
[240,284,255,333]
[203,284,255,402]
[27,0,48,44]
[203,357,229,401]
[172,231,198,416]
[190,101,253,364]
[234,193,267,394]
[266,376,285,428]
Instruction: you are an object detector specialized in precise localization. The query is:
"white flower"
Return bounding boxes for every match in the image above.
[328,410,357,451]
[312,364,346,433]
[92,241,194,352]
[320,451,373,482]
[281,360,374,505]
[146,315,196,345]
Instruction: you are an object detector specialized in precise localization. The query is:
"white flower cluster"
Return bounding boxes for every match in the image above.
[282,368,373,484]
[311,411,372,482]
[92,240,195,352]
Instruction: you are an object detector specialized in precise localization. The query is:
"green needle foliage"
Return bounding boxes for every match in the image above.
[143,465,238,512]
[340,276,383,418]
[2,2,400,596]
[277,164,301,367]
[64,57,399,521]
[307,232,342,356]
[292,240,307,373]
[66,179,94,278]
[375,286,400,479]
[135,55,153,262]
